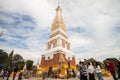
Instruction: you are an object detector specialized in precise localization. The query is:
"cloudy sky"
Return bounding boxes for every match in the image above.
[0,0,120,64]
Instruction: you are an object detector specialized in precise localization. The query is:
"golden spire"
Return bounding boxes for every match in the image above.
[51,0,66,32]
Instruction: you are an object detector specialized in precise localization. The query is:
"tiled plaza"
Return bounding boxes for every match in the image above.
[0,76,116,80]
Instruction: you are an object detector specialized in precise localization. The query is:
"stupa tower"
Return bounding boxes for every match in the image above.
[40,2,76,71]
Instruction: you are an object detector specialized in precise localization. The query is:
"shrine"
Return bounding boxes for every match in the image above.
[39,2,76,78]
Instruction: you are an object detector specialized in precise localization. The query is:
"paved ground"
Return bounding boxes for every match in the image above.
[0,76,115,80]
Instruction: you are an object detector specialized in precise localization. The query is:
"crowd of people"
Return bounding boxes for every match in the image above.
[79,59,120,80]
[0,59,120,80]
[0,67,13,80]
[0,66,22,80]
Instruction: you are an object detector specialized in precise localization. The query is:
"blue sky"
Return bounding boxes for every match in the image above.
[0,0,120,64]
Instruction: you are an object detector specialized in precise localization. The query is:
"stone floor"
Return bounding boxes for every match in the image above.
[0,76,115,80]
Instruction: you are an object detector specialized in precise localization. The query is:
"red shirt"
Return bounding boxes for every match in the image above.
[107,62,115,72]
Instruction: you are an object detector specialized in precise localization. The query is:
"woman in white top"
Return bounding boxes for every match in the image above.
[95,62,103,80]
[88,62,95,80]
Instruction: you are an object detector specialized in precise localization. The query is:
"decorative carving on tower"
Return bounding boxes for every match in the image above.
[58,54,65,68]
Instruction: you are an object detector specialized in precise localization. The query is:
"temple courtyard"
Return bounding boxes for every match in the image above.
[0,76,116,80]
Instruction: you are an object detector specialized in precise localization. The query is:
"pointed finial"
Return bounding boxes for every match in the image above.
[58,0,60,6]
[56,0,62,12]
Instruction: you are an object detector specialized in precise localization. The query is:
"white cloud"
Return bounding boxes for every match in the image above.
[0,0,120,64]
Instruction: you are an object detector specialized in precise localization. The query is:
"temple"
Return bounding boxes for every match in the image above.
[40,2,76,76]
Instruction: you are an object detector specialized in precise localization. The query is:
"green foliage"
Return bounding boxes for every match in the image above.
[0,49,34,70]
[0,49,24,69]
[26,60,34,70]
[0,49,8,64]
[76,64,79,70]
[0,49,8,69]
[97,61,104,68]
[9,50,14,59]
[18,61,25,70]
[84,58,104,68]
[84,58,97,66]
[13,54,24,67]
[13,54,23,61]
[7,50,14,68]
[103,58,120,69]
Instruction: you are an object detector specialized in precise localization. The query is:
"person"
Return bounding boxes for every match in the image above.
[42,71,46,80]
[82,62,88,80]
[72,69,76,78]
[12,66,19,80]
[79,62,84,80]
[0,64,3,73]
[48,66,53,77]
[3,69,7,79]
[0,69,4,78]
[106,59,118,80]
[67,68,70,79]
[116,62,120,79]
[95,62,103,80]
[87,62,95,80]
[18,71,23,80]
[7,67,13,80]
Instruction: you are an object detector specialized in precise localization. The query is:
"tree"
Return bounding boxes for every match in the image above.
[18,61,25,70]
[84,58,97,66]
[103,58,120,69]
[13,54,24,69]
[0,50,23,69]
[84,58,104,68]
[0,49,8,64]
[13,54,23,61]
[13,54,24,65]
[26,60,34,70]
[97,61,104,68]
[7,50,14,68]
[0,49,8,69]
